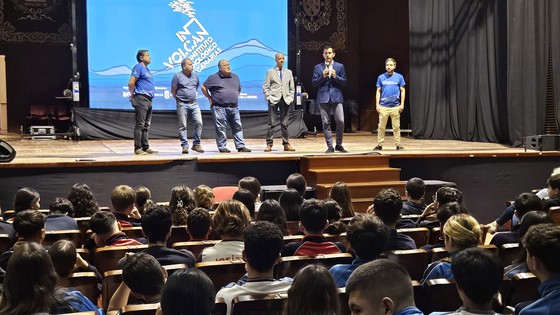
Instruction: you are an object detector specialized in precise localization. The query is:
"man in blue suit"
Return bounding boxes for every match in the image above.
[312,46,348,153]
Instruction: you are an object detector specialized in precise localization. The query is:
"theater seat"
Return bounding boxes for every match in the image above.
[119,303,159,315]
[212,186,238,205]
[273,253,353,278]
[231,293,287,315]
[195,260,247,292]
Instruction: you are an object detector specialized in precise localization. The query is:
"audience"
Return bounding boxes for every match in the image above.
[111,184,141,227]
[13,186,40,213]
[286,173,307,198]
[216,221,292,314]
[168,184,196,225]
[68,182,99,218]
[490,192,542,248]
[0,211,16,243]
[417,186,464,228]
[402,177,426,215]
[193,184,215,210]
[371,188,417,251]
[279,188,303,221]
[281,199,346,256]
[134,185,155,216]
[329,214,389,287]
[85,211,142,250]
[233,188,256,219]
[0,242,100,314]
[48,239,102,285]
[420,201,467,251]
[238,176,262,211]
[46,197,79,231]
[157,268,216,315]
[329,181,355,217]
[323,198,347,235]
[0,209,46,270]
[186,207,212,240]
[284,264,340,315]
[199,200,251,262]
[542,173,560,211]
[347,259,423,315]
[518,223,560,315]
[421,213,481,285]
[107,252,167,315]
[256,199,289,235]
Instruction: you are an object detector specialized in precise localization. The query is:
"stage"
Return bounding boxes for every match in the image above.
[1,132,559,223]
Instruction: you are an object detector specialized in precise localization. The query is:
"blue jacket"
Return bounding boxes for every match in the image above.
[312,61,347,104]
[519,276,560,315]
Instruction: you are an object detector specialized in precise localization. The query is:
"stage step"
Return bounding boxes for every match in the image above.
[306,167,401,185]
[300,154,391,173]
[315,181,406,200]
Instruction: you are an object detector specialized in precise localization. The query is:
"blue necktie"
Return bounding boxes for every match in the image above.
[279,68,283,81]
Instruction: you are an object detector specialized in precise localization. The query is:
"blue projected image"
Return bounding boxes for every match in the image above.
[86,0,288,111]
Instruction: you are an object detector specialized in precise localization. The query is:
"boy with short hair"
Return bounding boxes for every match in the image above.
[111,185,141,227]
[373,189,417,251]
[85,211,142,250]
[186,207,212,240]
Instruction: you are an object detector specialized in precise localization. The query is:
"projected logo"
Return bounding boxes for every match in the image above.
[164,0,222,72]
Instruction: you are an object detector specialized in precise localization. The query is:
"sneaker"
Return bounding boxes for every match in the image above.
[264,145,272,152]
[238,147,252,153]
[325,146,335,154]
[335,145,347,153]
[182,147,189,154]
[145,148,159,154]
[134,149,147,155]
[373,145,383,150]
[219,148,231,153]
[396,145,405,150]
[284,144,295,151]
[191,145,204,153]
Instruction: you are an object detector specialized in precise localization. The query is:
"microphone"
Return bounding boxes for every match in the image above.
[325,61,332,78]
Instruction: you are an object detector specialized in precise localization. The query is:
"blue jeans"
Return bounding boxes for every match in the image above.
[211,106,246,149]
[319,102,344,147]
[176,101,203,147]
[131,94,152,150]
[266,98,290,146]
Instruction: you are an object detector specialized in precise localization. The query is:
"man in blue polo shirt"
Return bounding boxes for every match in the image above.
[128,49,158,155]
[374,57,406,151]
[202,59,251,153]
[171,58,204,154]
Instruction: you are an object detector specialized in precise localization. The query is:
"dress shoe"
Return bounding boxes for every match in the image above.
[134,149,147,155]
[182,147,189,154]
[396,145,405,150]
[264,145,272,152]
[325,146,335,154]
[219,148,231,153]
[145,148,159,154]
[284,144,295,151]
[191,145,204,153]
[238,147,252,152]
[335,145,347,153]
[373,145,383,150]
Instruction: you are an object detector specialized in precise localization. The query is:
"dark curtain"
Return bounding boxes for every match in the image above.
[507,0,560,146]
[409,0,508,143]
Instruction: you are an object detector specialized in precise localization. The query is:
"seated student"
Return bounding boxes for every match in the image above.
[238,176,262,212]
[432,247,504,315]
[186,207,212,241]
[346,259,423,315]
[281,199,346,256]
[402,177,427,215]
[279,188,304,222]
[193,185,215,211]
[48,239,102,291]
[216,221,292,314]
[13,186,41,214]
[0,213,16,243]
[111,185,141,227]
[256,199,289,235]
[329,181,356,218]
[420,201,468,251]
[285,264,340,315]
[233,189,256,219]
[85,211,142,250]
[46,197,79,231]
[168,184,196,225]
[370,188,417,251]
[323,198,347,235]
[504,211,554,279]
[421,214,481,286]
[0,242,101,315]
[157,268,216,315]
[518,223,560,315]
[542,173,560,211]
[286,173,307,198]
[0,210,46,270]
[134,185,155,216]
[490,192,542,248]
[416,186,464,228]
[199,200,251,262]
[107,252,167,315]
[329,214,389,287]
[68,182,99,218]
[138,205,195,267]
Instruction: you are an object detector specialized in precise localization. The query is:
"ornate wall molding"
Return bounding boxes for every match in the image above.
[0,0,72,44]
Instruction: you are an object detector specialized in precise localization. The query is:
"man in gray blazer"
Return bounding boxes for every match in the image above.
[263,52,295,152]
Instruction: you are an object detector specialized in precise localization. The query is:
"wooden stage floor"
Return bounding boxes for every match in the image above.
[0,131,557,168]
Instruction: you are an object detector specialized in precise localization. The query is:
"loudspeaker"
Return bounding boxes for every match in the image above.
[524,135,560,151]
[0,139,16,162]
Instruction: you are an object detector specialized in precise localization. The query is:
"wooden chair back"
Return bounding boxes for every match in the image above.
[172,240,220,258]
[338,287,351,315]
[167,225,190,247]
[286,221,301,235]
[397,227,430,248]
[384,249,430,281]
[424,278,462,314]
[43,229,82,247]
[58,271,99,303]
[0,233,14,254]
[3,209,50,220]
[429,227,442,245]
[121,226,145,239]
[499,243,521,265]
[273,253,354,278]
[231,293,287,315]
[430,244,498,262]
[74,216,91,241]
[212,297,227,315]
[548,206,560,224]
[503,272,540,308]
[195,260,247,292]
[94,244,148,275]
[119,303,159,315]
